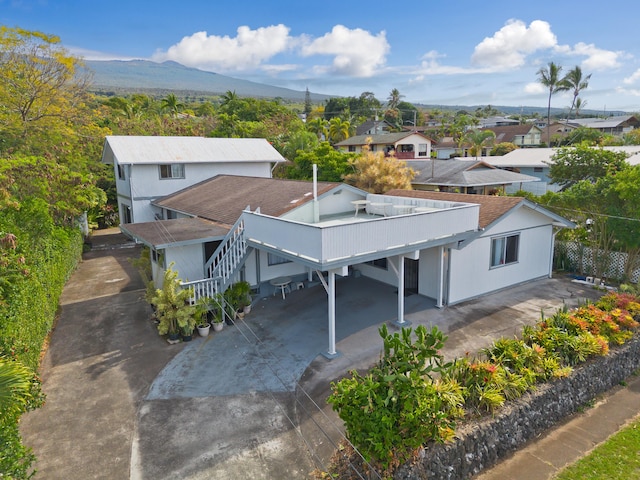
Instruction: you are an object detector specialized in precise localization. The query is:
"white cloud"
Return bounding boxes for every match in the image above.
[617,86,640,97]
[524,82,546,94]
[152,24,294,71]
[569,42,622,70]
[300,25,389,77]
[624,69,640,85]
[471,19,557,70]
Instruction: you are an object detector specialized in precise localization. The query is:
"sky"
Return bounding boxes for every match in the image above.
[3,0,640,112]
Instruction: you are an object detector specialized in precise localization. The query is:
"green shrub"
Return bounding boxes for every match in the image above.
[328,325,464,470]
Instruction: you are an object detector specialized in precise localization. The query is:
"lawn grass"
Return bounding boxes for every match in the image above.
[554,417,640,479]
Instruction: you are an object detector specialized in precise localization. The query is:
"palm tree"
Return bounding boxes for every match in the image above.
[463,129,496,160]
[537,62,569,145]
[160,93,183,117]
[306,117,328,141]
[328,117,352,144]
[387,88,404,110]
[563,66,591,123]
[575,97,587,117]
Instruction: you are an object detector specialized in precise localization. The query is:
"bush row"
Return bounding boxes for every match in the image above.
[0,199,84,479]
[326,290,640,477]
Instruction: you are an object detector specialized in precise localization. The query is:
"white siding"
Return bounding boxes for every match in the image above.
[164,244,205,283]
[418,248,442,299]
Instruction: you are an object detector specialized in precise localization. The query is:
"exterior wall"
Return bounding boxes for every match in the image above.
[354,261,397,285]
[124,161,272,223]
[447,212,553,304]
[163,244,205,284]
[503,166,560,195]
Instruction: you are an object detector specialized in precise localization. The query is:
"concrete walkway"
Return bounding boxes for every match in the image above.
[20,228,635,479]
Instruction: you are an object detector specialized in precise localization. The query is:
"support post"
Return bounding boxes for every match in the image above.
[436,246,445,308]
[323,270,339,358]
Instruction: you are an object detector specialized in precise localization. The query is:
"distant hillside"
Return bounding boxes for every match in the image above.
[84,59,332,101]
[416,103,626,118]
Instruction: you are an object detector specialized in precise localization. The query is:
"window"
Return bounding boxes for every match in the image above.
[418,144,428,157]
[490,234,519,267]
[151,248,165,268]
[268,253,291,266]
[159,164,185,179]
[348,145,356,152]
[117,164,126,180]
[399,144,414,153]
[533,167,543,173]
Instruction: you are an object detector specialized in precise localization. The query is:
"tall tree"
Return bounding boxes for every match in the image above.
[548,144,628,190]
[0,27,91,149]
[160,93,184,117]
[537,62,569,145]
[328,117,352,144]
[387,88,404,110]
[304,87,312,116]
[563,66,591,123]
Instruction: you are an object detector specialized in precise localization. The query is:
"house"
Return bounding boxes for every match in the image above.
[484,146,640,195]
[432,136,459,159]
[407,159,539,194]
[479,124,543,148]
[478,116,520,128]
[101,136,285,224]
[541,122,578,146]
[568,115,640,135]
[355,120,394,136]
[119,174,573,358]
[334,132,432,160]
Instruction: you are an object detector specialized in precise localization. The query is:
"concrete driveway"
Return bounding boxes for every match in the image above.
[20,229,602,479]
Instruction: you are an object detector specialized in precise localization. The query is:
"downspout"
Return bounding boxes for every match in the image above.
[549,226,561,278]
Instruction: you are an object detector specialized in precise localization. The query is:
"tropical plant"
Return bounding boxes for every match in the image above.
[0,357,32,421]
[537,62,569,145]
[463,129,496,159]
[563,66,591,123]
[150,265,197,337]
[328,325,464,470]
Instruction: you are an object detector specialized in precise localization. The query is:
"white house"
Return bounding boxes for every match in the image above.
[335,132,432,160]
[484,146,640,195]
[101,136,285,224]
[119,174,573,358]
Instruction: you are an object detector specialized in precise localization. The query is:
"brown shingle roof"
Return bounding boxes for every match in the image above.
[155,175,340,226]
[120,217,229,248]
[385,189,523,228]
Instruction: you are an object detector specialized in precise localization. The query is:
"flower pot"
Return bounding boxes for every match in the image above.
[212,322,224,332]
[182,333,193,342]
[168,332,180,341]
[243,305,252,315]
[197,324,211,337]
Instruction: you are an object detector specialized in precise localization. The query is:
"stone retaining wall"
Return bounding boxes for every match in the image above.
[394,335,640,479]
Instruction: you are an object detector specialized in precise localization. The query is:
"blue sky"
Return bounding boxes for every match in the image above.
[3,0,640,111]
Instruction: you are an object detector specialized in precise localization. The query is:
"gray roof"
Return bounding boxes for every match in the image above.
[101,136,286,165]
[120,217,229,248]
[155,175,342,226]
[407,159,539,187]
[568,115,639,129]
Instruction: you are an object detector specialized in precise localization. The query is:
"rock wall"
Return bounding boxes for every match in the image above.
[394,335,640,479]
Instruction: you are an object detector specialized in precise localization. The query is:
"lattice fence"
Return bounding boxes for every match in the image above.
[555,241,640,283]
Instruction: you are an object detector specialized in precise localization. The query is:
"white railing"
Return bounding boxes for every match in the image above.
[204,215,248,290]
[181,277,221,304]
[243,203,479,265]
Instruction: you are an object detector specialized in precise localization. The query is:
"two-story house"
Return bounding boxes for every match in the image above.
[101,136,285,224]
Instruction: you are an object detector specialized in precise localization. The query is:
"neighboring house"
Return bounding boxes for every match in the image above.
[478,116,520,128]
[355,120,394,136]
[407,159,539,194]
[541,122,578,146]
[101,136,285,224]
[432,136,459,159]
[120,174,572,357]
[479,124,543,148]
[335,132,432,160]
[484,146,640,195]
[568,115,640,135]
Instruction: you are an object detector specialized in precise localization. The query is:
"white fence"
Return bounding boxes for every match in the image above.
[557,241,640,283]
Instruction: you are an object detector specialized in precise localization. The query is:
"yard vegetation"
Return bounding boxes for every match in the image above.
[324,290,640,478]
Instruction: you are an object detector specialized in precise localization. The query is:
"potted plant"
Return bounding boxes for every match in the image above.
[235,281,253,315]
[209,293,226,331]
[150,265,197,343]
[195,297,211,337]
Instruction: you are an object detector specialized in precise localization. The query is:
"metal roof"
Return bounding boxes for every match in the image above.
[335,131,430,147]
[407,159,539,187]
[101,136,286,165]
[484,146,640,168]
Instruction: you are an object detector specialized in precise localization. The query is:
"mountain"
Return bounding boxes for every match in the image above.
[84,59,332,101]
